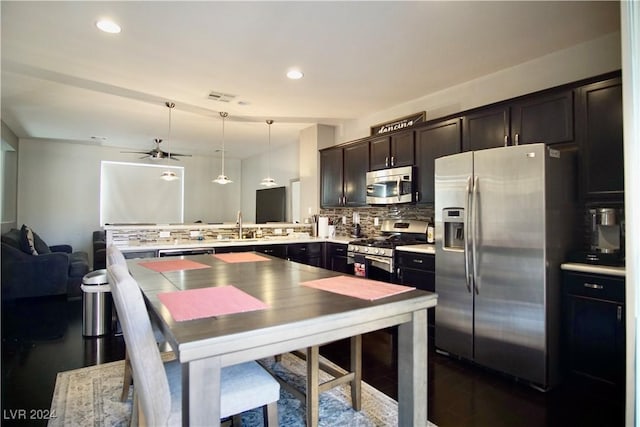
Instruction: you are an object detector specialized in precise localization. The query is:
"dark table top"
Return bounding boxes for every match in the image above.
[127,253,437,364]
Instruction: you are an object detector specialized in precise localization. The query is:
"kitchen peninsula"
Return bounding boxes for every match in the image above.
[104,223,349,259]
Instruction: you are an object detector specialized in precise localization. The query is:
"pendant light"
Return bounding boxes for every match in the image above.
[260,119,277,187]
[160,102,179,181]
[213,112,233,184]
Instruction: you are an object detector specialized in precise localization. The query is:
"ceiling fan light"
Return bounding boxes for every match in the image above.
[213,174,233,185]
[161,170,179,181]
[260,177,277,187]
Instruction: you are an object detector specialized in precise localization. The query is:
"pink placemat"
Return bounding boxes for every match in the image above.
[301,276,416,301]
[212,252,271,263]
[157,286,269,322]
[138,259,211,273]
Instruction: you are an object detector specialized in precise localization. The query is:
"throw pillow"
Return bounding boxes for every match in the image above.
[32,231,51,254]
[20,224,39,255]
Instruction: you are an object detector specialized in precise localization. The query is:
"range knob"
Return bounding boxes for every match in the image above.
[363,247,369,253]
[373,248,380,255]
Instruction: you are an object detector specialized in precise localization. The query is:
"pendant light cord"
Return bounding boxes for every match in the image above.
[267,120,272,177]
[221,112,227,175]
[166,102,173,166]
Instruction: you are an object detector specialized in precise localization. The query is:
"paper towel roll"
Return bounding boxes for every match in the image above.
[318,216,329,239]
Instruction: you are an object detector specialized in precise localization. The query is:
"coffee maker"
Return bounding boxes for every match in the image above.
[573,207,625,266]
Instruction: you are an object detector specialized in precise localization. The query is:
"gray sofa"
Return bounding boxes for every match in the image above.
[1,227,90,300]
[93,230,106,270]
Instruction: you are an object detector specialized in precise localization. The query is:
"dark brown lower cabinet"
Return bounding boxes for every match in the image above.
[396,251,436,343]
[563,271,625,388]
[254,244,288,259]
[287,242,323,267]
[326,242,353,274]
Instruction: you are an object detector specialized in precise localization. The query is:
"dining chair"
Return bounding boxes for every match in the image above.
[107,263,280,426]
[106,245,176,402]
[106,245,142,401]
[106,244,127,268]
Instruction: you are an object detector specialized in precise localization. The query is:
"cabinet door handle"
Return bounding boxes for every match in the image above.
[583,282,604,290]
[413,259,423,264]
[514,133,520,146]
[617,306,622,322]
[391,156,395,166]
[504,135,509,147]
[385,156,389,167]
[415,191,420,202]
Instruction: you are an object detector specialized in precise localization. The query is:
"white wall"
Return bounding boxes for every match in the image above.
[16,138,240,264]
[338,32,622,143]
[240,142,299,223]
[299,124,334,222]
[1,121,19,233]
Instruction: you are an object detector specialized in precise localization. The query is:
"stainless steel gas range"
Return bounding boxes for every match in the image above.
[347,219,428,282]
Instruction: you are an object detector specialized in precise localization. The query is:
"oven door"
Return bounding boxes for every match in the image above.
[347,252,395,282]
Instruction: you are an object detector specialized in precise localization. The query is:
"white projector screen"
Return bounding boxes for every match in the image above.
[100,161,184,226]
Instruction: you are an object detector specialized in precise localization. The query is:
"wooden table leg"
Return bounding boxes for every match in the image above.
[306,346,320,427]
[350,335,362,411]
[398,309,428,427]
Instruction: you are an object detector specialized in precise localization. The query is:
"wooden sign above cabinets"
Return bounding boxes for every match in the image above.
[370,111,426,135]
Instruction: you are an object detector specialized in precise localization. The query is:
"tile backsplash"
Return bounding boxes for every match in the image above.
[319,205,434,238]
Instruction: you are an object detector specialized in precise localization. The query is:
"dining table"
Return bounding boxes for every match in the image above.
[126,251,437,427]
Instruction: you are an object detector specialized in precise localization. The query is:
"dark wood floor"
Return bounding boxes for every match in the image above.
[2,296,625,426]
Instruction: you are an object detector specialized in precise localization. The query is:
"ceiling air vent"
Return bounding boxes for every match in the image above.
[208,91,236,103]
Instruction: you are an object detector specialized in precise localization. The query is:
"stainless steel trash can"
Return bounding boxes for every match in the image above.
[81,269,112,337]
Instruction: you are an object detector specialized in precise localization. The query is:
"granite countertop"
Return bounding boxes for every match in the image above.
[561,262,626,277]
[116,236,351,252]
[395,244,436,255]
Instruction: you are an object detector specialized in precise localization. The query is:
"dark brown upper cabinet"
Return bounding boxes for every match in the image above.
[343,141,369,207]
[462,105,510,152]
[463,90,574,151]
[511,90,574,146]
[576,77,624,202]
[320,147,344,208]
[320,141,369,208]
[369,131,414,170]
[415,118,462,205]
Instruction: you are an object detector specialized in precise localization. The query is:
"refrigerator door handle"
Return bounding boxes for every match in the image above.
[472,175,480,294]
[464,176,473,293]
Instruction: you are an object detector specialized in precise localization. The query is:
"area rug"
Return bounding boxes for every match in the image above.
[49,352,434,426]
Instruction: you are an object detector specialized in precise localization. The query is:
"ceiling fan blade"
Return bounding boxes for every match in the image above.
[121,150,151,154]
[169,153,192,157]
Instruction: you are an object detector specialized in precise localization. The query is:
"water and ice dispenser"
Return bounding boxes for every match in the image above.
[443,208,465,250]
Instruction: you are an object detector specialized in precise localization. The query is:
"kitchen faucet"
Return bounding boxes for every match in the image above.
[237,210,243,239]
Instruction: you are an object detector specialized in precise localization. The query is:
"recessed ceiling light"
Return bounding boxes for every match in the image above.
[286,69,304,80]
[96,19,121,34]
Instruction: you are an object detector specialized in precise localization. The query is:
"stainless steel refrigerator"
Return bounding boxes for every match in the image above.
[434,143,576,390]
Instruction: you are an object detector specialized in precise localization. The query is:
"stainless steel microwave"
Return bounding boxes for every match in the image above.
[366,166,415,205]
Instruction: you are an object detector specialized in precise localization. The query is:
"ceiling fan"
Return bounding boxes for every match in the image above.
[121,138,191,160]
